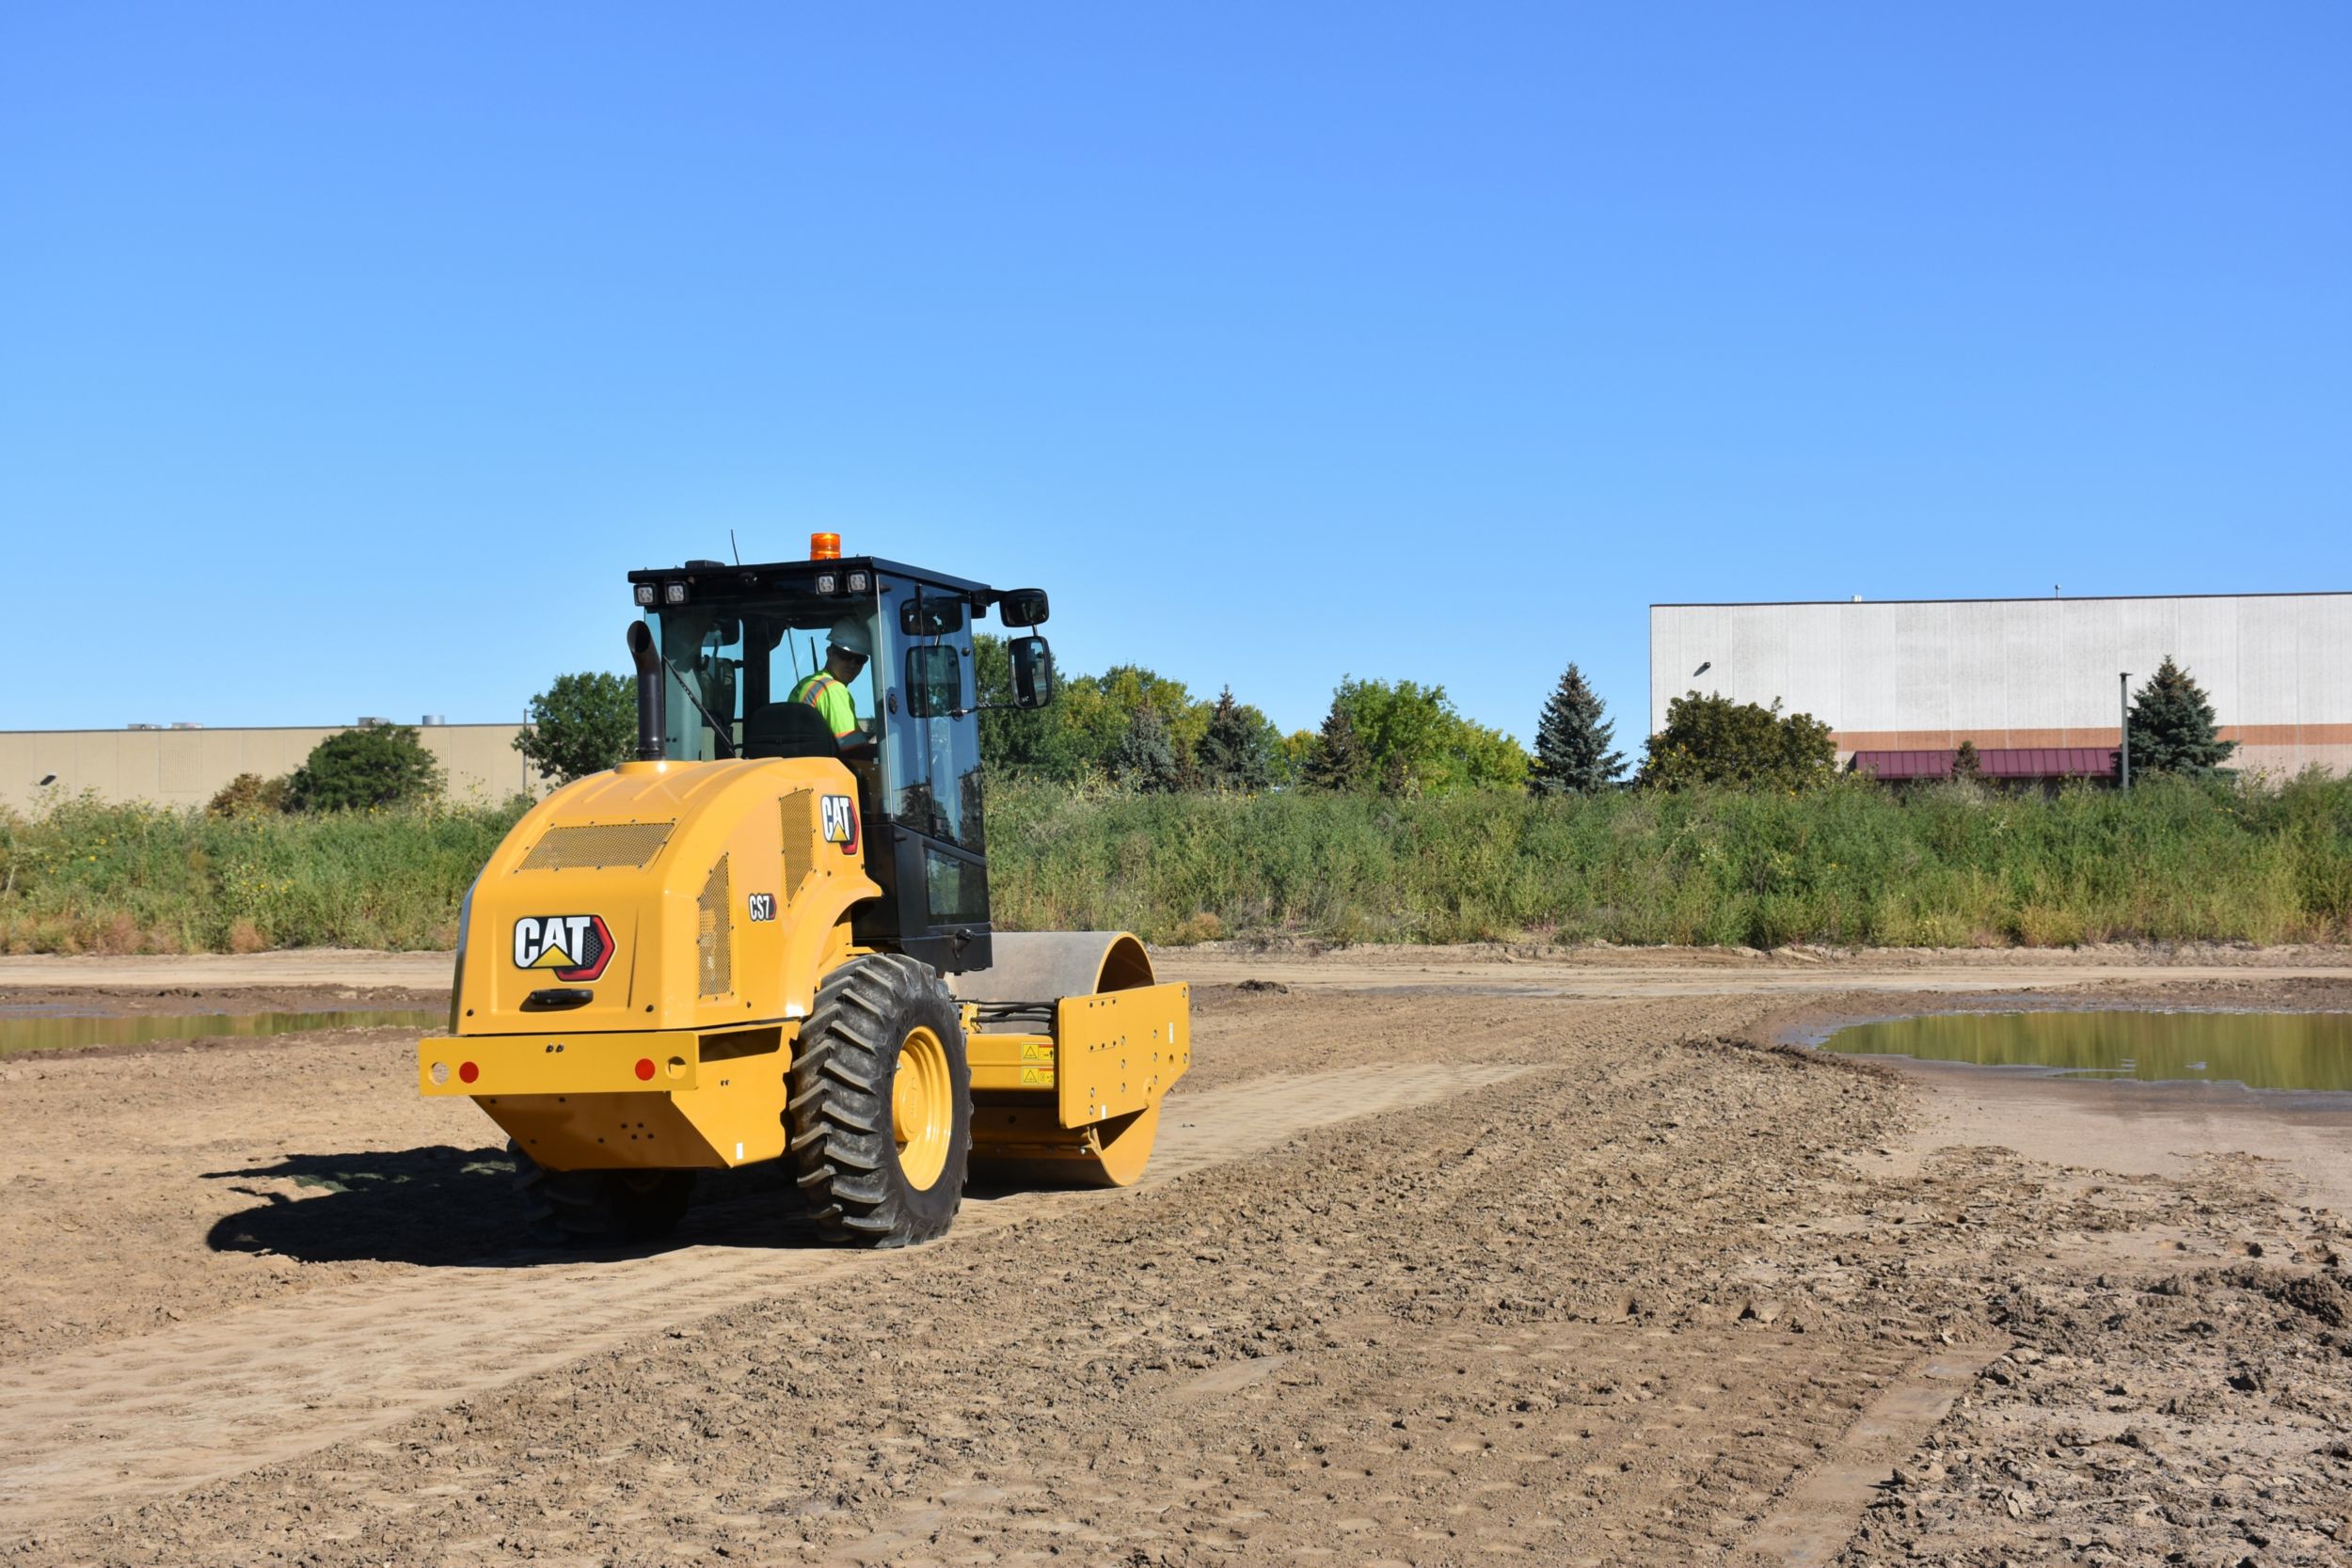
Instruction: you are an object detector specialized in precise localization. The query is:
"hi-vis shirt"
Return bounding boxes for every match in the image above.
[788,672,859,741]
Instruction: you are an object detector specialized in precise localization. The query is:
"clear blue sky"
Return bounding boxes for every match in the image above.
[5,4,2346,746]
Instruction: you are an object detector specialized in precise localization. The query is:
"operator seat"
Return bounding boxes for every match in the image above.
[742,701,842,760]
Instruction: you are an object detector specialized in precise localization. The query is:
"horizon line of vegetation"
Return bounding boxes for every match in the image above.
[4,770,2345,956]
[4,646,2327,955]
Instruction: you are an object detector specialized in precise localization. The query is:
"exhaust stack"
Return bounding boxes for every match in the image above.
[628,622,666,761]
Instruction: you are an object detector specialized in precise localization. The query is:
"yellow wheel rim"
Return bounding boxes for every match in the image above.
[892,1024,953,1191]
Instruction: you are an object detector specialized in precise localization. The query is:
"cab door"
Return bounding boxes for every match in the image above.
[860,576,993,973]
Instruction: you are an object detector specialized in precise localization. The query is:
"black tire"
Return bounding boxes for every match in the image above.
[510,1139,695,1246]
[787,953,972,1247]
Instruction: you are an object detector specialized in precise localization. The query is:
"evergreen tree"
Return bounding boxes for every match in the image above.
[1303,700,1373,791]
[1528,662,1624,796]
[1952,738,1982,783]
[1196,687,1275,791]
[1107,705,1183,793]
[2125,657,2238,776]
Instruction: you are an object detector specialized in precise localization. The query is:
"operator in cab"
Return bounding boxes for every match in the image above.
[790,619,876,756]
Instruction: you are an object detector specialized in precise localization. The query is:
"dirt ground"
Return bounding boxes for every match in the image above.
[1,948,2347,1566]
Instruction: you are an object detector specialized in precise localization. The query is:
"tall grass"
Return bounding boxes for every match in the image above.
[985,773,2352,947]
[0,796,528,954]
[4,774,2347,954]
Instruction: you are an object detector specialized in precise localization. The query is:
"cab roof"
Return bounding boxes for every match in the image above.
[627,556,996,601]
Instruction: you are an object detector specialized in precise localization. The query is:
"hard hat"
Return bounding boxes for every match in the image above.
[828,618,873,658]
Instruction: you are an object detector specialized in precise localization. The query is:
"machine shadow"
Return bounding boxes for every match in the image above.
[202,1147,827,1266]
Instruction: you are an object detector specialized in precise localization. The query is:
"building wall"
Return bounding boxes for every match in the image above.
[0,725,544,814]
[1649,594,2352,779]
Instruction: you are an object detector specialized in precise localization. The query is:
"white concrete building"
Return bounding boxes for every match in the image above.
[1649,593,2352,780]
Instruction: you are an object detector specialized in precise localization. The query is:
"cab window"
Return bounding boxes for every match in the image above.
[877,578,983,850]
[644,593,882,762]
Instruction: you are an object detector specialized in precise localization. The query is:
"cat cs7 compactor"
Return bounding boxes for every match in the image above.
[419,538,1188,1247]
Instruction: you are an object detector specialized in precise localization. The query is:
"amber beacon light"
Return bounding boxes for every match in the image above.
[809,531,842,560]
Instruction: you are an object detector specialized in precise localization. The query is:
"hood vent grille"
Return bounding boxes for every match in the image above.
[779,789,816,905]
[519,821,675,872]
[697,855,733,997]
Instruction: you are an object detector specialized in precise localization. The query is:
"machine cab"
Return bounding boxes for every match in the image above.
[625,541,1053,974]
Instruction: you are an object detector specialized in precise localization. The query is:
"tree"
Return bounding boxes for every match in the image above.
[1196,687,1276,791]
[973,636,1210,784]
[2125,656,2238,776]
[1304,700,1374,791]
[1529,662,1624,796]
[515,672,637,785]
[285,726,443,811]
[1277,728,1318,781]
[1639,691,1837,790]
[975,634,1092,780]
[1107,706,1184,793]
[1327,677,1530,794]
[1952,738,1983,783]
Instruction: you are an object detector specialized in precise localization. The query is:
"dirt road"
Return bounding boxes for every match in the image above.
[8,938,2349,996]
[2,949,2347,1565]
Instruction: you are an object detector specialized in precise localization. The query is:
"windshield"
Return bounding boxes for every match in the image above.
[644,587,882,762]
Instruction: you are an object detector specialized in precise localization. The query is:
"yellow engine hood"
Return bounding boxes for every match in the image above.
[450,757,879,1037]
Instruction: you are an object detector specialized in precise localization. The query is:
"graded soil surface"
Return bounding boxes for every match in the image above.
[1,948,2347,1566]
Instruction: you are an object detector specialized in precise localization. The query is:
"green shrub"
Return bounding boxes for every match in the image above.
[1640,690,1837,790]
[286,726,443,812]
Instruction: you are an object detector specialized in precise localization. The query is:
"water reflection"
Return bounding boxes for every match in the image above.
[1820,1010,2352,1092]
[0,1008,442,1060]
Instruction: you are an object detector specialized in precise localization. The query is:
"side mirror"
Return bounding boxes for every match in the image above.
[998,588,1050,627]
[1009,636,1055,709]
[904,644,963,718]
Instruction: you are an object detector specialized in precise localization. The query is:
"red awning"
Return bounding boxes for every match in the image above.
[1851,748,2117,781]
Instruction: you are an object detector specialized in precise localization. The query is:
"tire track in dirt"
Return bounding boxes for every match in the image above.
[1735,1346,2009,1566]
[0,1062,1528,1534]
[817,1315,1914,1568]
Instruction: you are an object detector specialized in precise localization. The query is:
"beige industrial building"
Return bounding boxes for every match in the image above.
[0,722,542,814]
[1650,592,2352,781]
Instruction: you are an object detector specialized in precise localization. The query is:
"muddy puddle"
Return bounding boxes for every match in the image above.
[1819,1008,2352,1092]
[0,1007,443,1060]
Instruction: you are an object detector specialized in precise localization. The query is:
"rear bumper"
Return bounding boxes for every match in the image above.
[420,1022,798,1171]
[419,1023,791,1097]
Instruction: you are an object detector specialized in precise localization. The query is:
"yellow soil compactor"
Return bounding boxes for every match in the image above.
[420,538,1188,1247]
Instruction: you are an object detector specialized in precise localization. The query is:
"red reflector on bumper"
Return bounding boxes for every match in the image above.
[634,1057,656,1081]
[458,1061,479,1084]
